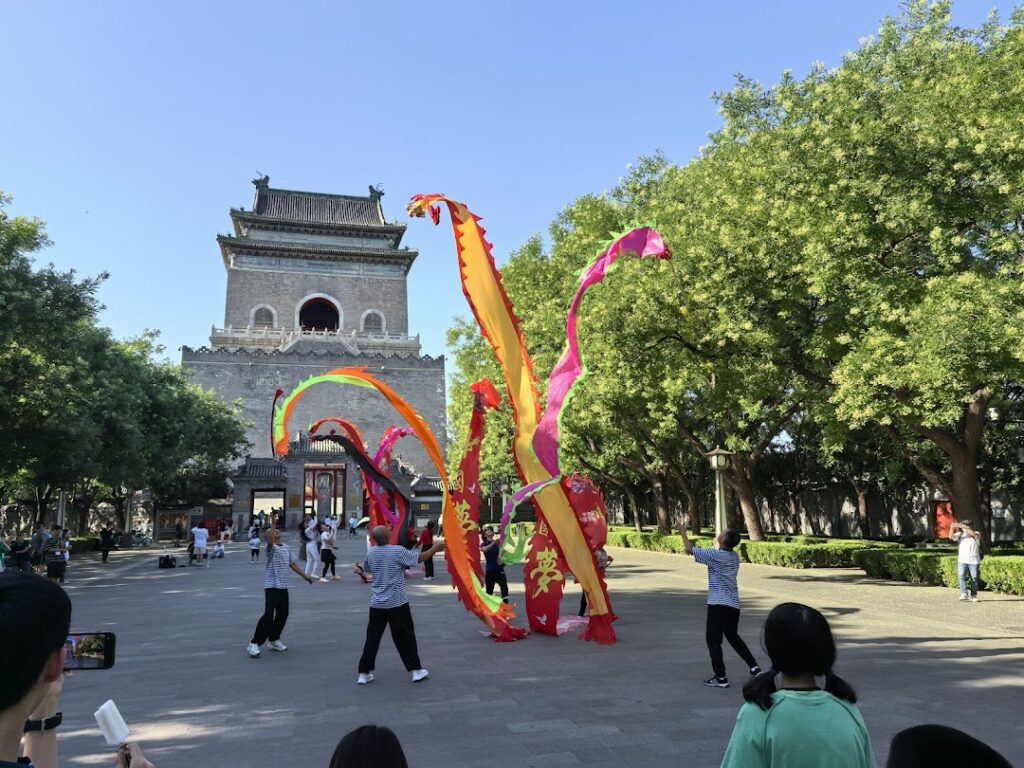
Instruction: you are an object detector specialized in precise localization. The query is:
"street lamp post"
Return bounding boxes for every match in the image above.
[705,446,734,536]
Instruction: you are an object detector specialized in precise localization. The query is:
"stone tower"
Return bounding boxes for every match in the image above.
[182,177,446,531]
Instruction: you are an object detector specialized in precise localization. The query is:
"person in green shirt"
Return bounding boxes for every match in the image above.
[721,602,874,768]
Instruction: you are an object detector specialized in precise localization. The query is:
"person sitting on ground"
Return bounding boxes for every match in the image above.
[0,570,155,768]
[949,520,982,602]
[329,724,408,768]
[213,541,225,559]
[885,723,1011,768]
[721,602,874,768]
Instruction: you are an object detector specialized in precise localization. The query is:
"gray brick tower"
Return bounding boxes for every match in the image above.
[181,177,445,533]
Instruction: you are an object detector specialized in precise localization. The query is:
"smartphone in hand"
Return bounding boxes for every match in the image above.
[64,632,116,670]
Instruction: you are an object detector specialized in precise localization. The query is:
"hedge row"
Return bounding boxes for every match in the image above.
[69,536,101,553]
[605,530,903,568]
[851,549,1024,595]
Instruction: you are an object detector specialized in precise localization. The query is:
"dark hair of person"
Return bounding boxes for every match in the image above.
[721,529,741,550]
[886,724,1012,768]
[329,724,408,768]
[0,571,72,709]
[426,520,436,532]
[743,602,857,711]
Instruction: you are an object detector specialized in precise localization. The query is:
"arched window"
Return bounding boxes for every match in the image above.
[361,311,385,334]
[252,307,275,328]
[299,297,339,331]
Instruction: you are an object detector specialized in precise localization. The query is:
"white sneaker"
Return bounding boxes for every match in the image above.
[246,643,261,658]
[959,592,969,601]
[268,640,287,651]
[411,668,429,682]
[423,576,433,581]
[357,672,375,685]
[318,577,329,583]
[971,595,980,602]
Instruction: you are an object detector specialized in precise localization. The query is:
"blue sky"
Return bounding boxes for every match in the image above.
[2,1,1011,361]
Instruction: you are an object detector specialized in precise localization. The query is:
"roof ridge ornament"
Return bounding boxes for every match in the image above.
[369,184,384,201]
[253,174,270,189]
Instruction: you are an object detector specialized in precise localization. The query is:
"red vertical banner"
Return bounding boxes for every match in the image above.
[522,513,569,635]
[447,380,499,589]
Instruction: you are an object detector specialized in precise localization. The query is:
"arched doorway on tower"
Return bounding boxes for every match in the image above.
[299,298,339,331]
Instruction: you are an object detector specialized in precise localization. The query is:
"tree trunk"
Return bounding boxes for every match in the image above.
[648,472,671,535]
[853,484,870,539]
[33,485,51,525]
[625,487,643,532]
[727,455,766,541]
[949,449,989,553]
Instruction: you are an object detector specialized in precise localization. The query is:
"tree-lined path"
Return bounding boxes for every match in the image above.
[56,539,1022,767]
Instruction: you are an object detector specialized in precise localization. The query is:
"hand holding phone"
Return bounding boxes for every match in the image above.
[64,632,116,670]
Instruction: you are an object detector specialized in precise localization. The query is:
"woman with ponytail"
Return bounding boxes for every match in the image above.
[245,527,314,658]
[722,602,875,767]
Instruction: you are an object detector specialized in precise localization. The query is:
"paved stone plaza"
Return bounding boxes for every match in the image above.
[54,537,1022,767]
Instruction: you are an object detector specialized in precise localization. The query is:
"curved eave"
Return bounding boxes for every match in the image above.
[217,235,418,274]
[229,208,407,245]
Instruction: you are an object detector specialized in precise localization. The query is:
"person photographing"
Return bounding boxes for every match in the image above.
[950,520,982,602]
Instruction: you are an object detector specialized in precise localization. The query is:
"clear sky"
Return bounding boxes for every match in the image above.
[2,1,1011,362]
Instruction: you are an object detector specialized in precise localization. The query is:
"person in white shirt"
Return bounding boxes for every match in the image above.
[950,520,982,602]
[302,517,321,579]
[191,524,210,567]
[319,526,339,582]
[249,533,261,562]
[348,514,358,538]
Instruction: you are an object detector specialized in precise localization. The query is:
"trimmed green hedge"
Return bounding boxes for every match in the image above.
[851,549,1024,595]
[979,556,1024,595]
[69,536,101,553]
[606,530,903,568]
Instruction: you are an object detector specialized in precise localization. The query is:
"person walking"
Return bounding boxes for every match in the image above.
[191,523,210,567]
[677,518,761,688]
[320,523,339,582]
[249,530,261,562]
[722,602,874,768]
[348,514,358,538]
[417,521,437,580]
[100,526,114,563]
[356,525,444,685]
[480,527,509,603]
[60,528,71,583]
[950,520,982,602]
[247,527,314,658]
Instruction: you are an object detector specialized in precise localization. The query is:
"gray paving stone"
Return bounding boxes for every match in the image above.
[46,540,1023,767]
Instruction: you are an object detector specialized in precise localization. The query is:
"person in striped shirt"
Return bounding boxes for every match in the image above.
[677,518,761,689]
[356,525,445,685]
[246,527,314,658]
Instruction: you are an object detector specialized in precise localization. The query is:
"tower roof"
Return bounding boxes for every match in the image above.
[246,175,391,229]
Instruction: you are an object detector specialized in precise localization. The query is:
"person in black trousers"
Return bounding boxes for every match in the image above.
[356,525,445,684]
[246,527,313,658]
[480,527,508,603]
[100,527,114,564]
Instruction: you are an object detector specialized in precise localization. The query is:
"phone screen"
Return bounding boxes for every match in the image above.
[64,632,115,670]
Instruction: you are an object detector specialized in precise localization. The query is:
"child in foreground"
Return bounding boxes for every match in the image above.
[721,602,874,768]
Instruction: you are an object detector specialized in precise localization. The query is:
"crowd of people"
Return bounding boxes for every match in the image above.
[0,525,73,583]
[0,512,1014,767]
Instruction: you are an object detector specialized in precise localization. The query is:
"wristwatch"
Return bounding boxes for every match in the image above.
[24,712,62,732]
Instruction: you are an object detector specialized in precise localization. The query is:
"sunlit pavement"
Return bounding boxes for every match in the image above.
[54,538,1023,767]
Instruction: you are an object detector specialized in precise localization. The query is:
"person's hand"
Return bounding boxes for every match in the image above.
[116,742,154,768]
[435,541,446,552]
[29,671,65,719]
